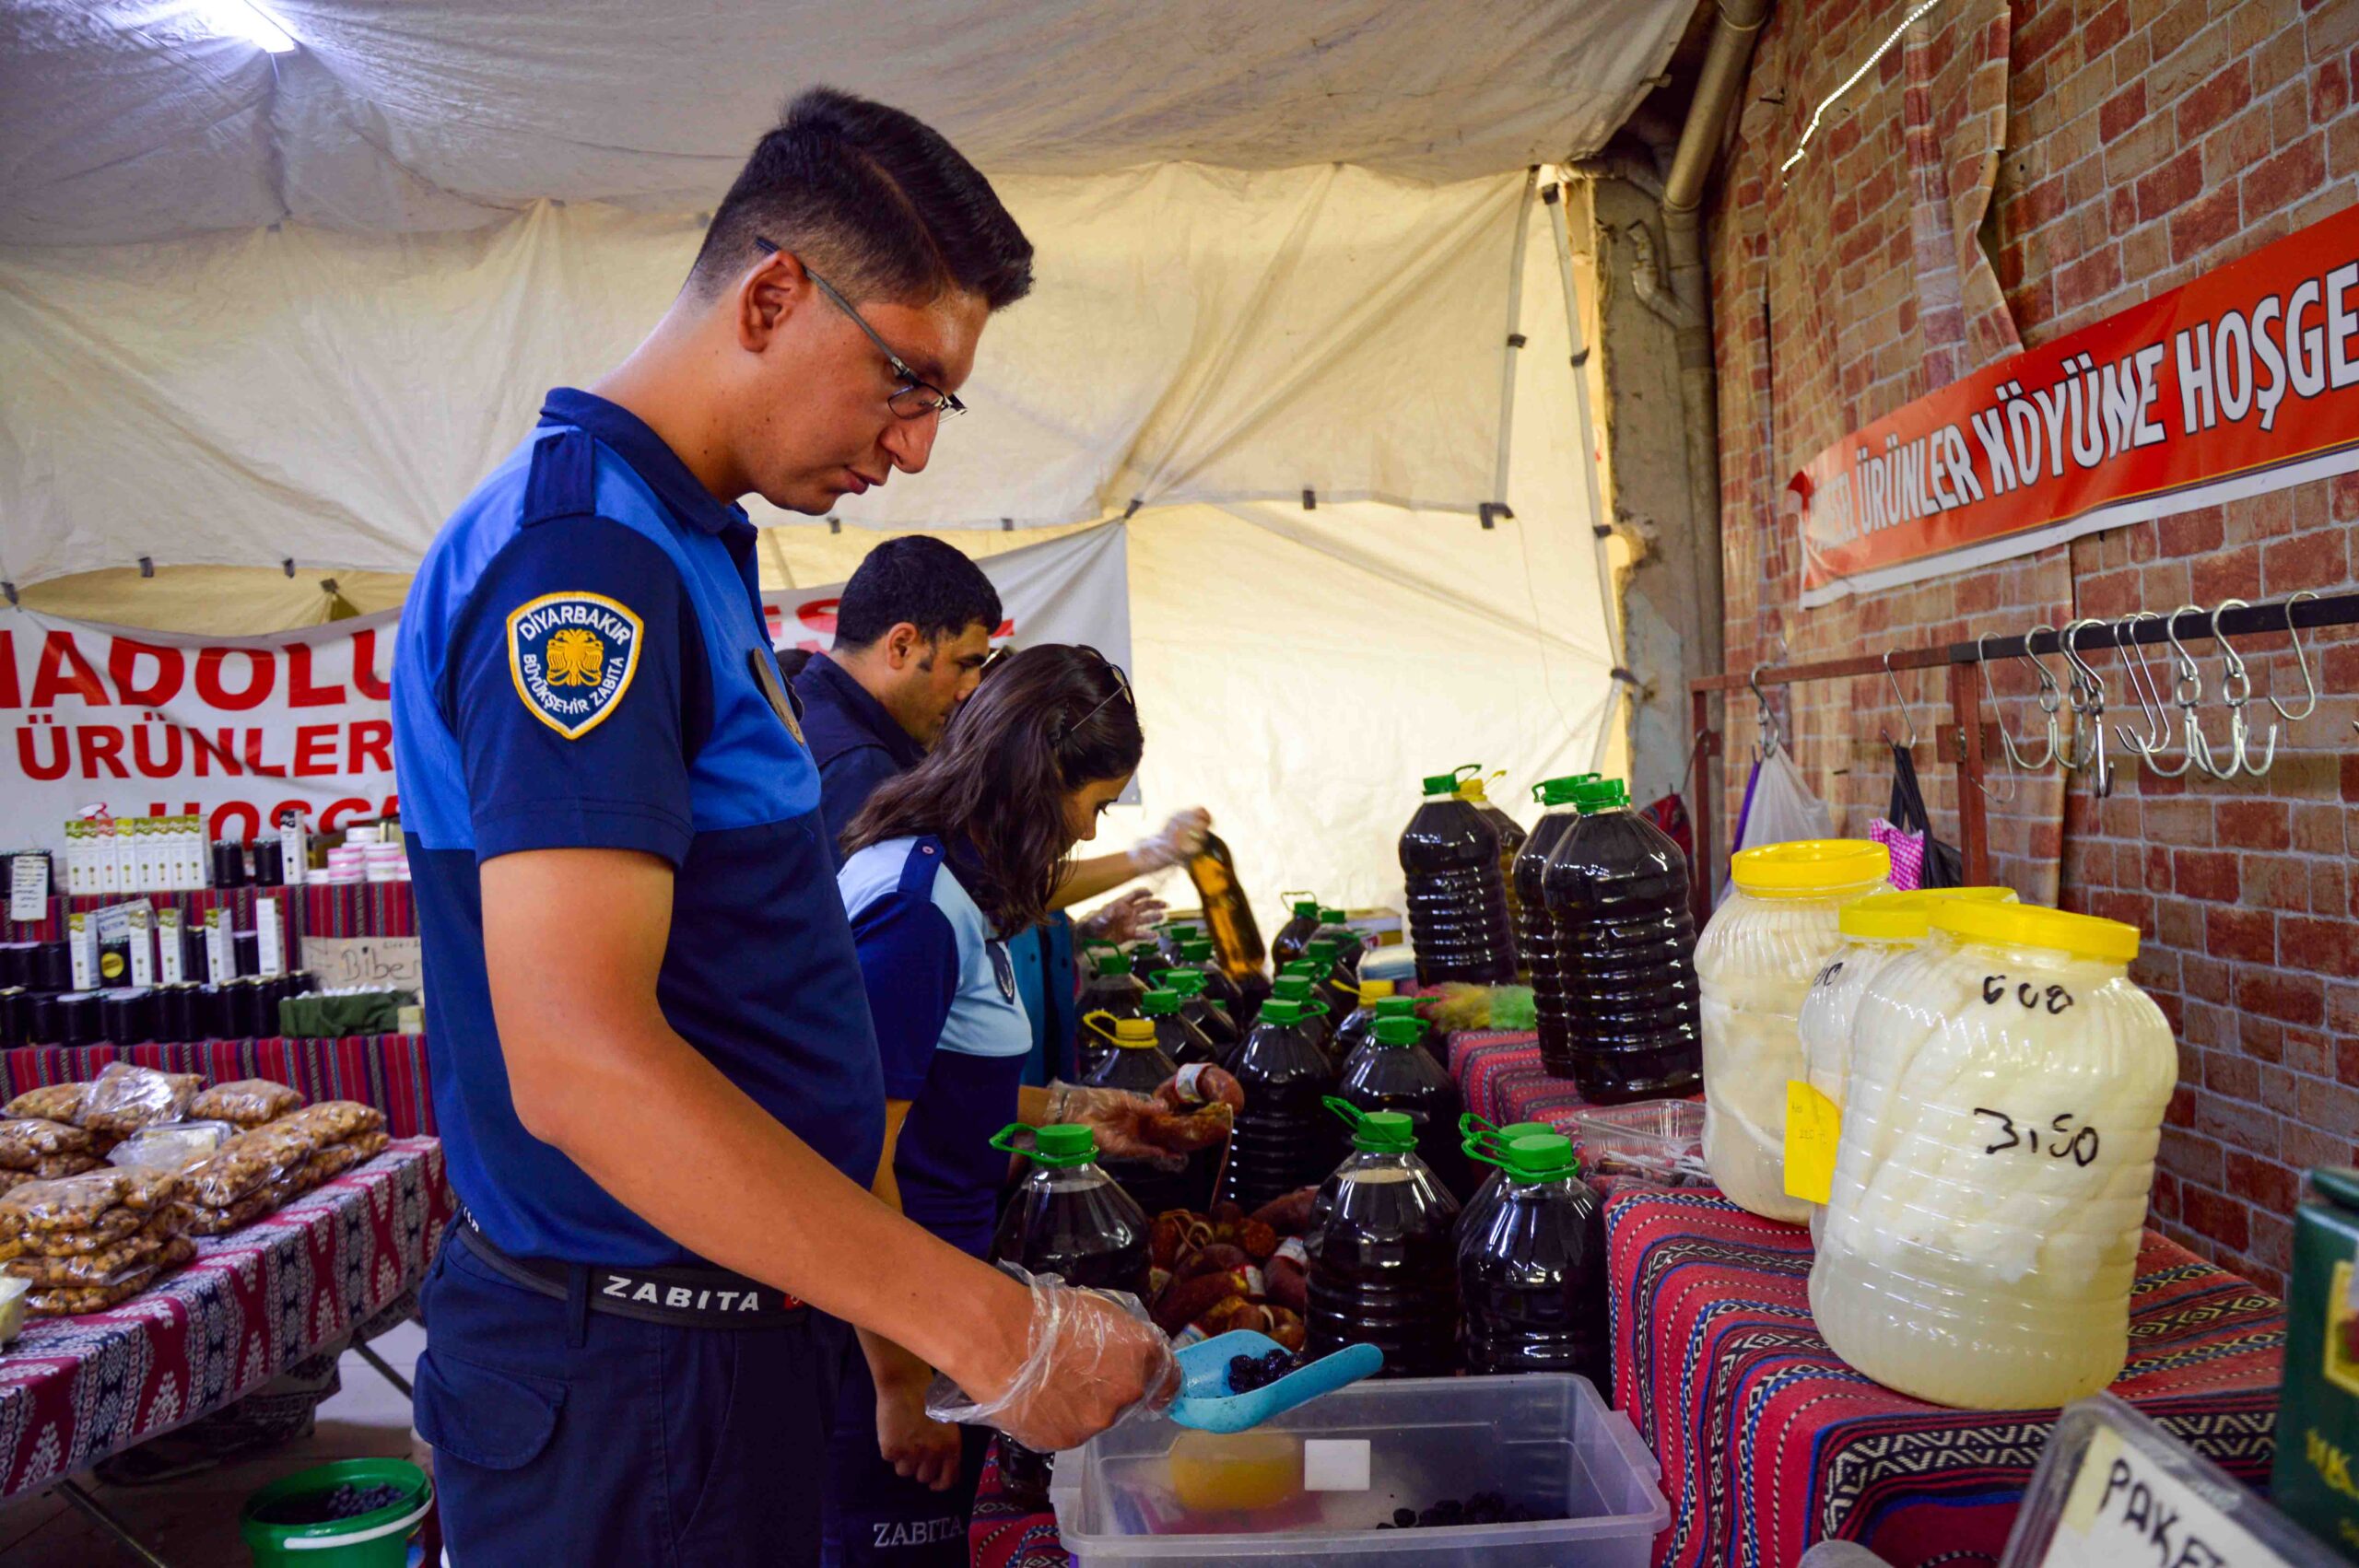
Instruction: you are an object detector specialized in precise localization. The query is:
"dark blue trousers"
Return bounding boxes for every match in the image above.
[415,1228,846,1566]
[821,1333,992,1566]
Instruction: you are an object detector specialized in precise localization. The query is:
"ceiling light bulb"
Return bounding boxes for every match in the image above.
[205,0,298,53]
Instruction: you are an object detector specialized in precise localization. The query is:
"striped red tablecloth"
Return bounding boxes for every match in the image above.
[0,1136,452,1501]
[2,1036,435,1137]
[1608,1189,2283,1568]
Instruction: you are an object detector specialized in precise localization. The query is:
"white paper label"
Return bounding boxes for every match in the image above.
[158,908,183,985]
[255,895,284,977]
[278,813,307,886]
[68,912,95,991]
[300,936,423,992]
[2041,1423,2282,1568]
[126,905,154,987]
[1302,1439,1371,1492]
[8,853,47,921]
[204,908,230,983]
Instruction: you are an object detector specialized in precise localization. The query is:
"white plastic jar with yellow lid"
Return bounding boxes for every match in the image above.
[1810,901,2175,1410]
[1696,839,1890,1223]
[1795,885,2017,1244]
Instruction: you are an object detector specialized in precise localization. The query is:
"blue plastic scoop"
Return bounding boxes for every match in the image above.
[1166,1330,1384,1433]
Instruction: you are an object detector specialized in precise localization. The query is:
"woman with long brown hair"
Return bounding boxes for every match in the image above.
[821,643,1205,1565]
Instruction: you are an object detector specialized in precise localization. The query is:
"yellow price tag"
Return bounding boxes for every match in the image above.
[1784,1081,1840,1205]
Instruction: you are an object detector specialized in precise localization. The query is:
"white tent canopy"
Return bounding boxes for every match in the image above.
[2,0,1688,245]
[0,0,1678,904]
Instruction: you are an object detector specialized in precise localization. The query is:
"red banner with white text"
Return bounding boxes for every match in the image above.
[0,522,1133,852]
[1794,202,2359,606]
[0,610,401,849]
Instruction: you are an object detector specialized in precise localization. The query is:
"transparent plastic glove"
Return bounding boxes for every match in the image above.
[1129,808,1212,873]
[1077,887,1166,946]
[1043,1082,1186,1172]
[925,1263,1180,1452]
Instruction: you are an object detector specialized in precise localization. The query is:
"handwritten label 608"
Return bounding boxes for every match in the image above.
[1981,973,2077,1014]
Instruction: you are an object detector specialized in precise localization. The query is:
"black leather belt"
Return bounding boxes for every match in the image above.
[454,1212,807,1329]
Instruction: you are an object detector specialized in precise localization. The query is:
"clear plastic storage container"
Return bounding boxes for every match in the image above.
[1810,902,2176,1410]
[1050,1373,1667,1566]
[1696,840,1889,1222]
[1794,887,2016,1242]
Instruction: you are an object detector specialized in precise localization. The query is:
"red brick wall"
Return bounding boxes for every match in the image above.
[1709,0,2359,1293]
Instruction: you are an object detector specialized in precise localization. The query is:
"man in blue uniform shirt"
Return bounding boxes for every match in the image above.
[792,537,999,861]
[393,88,1169,1566]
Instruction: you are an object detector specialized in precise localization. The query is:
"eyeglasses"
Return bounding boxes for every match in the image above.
[752,239,966,421]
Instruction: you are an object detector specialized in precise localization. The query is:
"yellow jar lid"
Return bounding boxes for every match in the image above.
[1838,885,2018,941]
[1357,977,1397,1001]
[1931,899,2140,963]
[1729,839,1890,895]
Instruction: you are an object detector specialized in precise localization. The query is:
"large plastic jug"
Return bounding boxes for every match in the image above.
[1540,777,1704,1105]
[1810,903,2174,1409]
[1336,1015,1471,1202]
[1517,775,1596,1057]
[1399,771,1517,985]
[1221,999,1339,1211]
[1457,1129,1608,1383]
[990,1123,1152,1505]
[1455,769,1530,977]
[1696,839,1888,1222]
[1305,1101,1460,1378]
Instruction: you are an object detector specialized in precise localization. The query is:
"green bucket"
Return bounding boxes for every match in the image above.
[241,1457,432,1567]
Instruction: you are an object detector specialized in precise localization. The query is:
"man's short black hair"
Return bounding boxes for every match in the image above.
[688,87,1033,310]
[835,536,1003,649]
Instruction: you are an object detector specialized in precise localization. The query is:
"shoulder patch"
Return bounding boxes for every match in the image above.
[507,591,645,739]
[987,938,1017,1003]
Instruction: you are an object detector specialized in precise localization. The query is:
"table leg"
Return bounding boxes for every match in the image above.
[54,1478,176,1568]
[354,1340,414,1400]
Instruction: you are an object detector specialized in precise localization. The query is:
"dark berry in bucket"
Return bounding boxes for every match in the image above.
[254,1481,409,1526]
[1377,1491,1543,1528]
[1223,1346,1301,1393]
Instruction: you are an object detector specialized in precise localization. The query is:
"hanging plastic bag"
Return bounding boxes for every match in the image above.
[1882,740,1963,888]
[1734,743,1836,851]
[1719,743,1837,907]
[1867,819,1928,890]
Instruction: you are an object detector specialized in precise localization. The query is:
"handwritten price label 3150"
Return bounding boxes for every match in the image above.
[1975,1107,2102,1166]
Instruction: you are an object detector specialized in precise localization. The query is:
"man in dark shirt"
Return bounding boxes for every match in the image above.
[790,536,999,860]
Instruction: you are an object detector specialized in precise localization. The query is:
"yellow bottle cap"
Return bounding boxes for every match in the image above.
[1113,1017,1158,1044]
[1837,885,2017,941]
[1729,839,1890,895]
[1358,977,1397,1001]
[1930,899,2140,964]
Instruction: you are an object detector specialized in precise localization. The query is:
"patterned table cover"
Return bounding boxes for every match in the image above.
[1608,1189,2284,1568]
[1445,1027,1583,1129]
[2,1036,436,1137]
[0,1137,452,1500]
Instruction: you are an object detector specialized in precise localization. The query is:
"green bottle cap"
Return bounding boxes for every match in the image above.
[1533,773,1601,807]
[1157,969,1206,997]
[1305,940,1341,964]
[991,1122,1099,1167]
[1324,1095,1418,1153]
[1179,939,1216,963]
[1371,996,1420,1020]
[1319,907,1349,926]
[1257,998,1307,1025]
[1141,989,1181,1016]
[1499,1131,1579,1182]
[1291,897,1321,919]
[1166,922,1201,942]
[1091,950,1131,977]
[1372,1015,1426,1047]
[1573,778,1629,813]
[1271,976,1314,1003]
[1421,772,1461,797]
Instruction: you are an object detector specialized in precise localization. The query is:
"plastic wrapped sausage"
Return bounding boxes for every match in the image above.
[79,1063,203,1139]
[189,1079,305,1129]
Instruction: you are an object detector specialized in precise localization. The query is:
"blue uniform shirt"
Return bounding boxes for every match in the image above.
[792,652,925,866]
[393,387,885,1267]
[839,836,1029,1258]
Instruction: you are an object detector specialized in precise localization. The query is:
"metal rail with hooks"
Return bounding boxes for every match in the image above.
[1684,587,2359,931]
